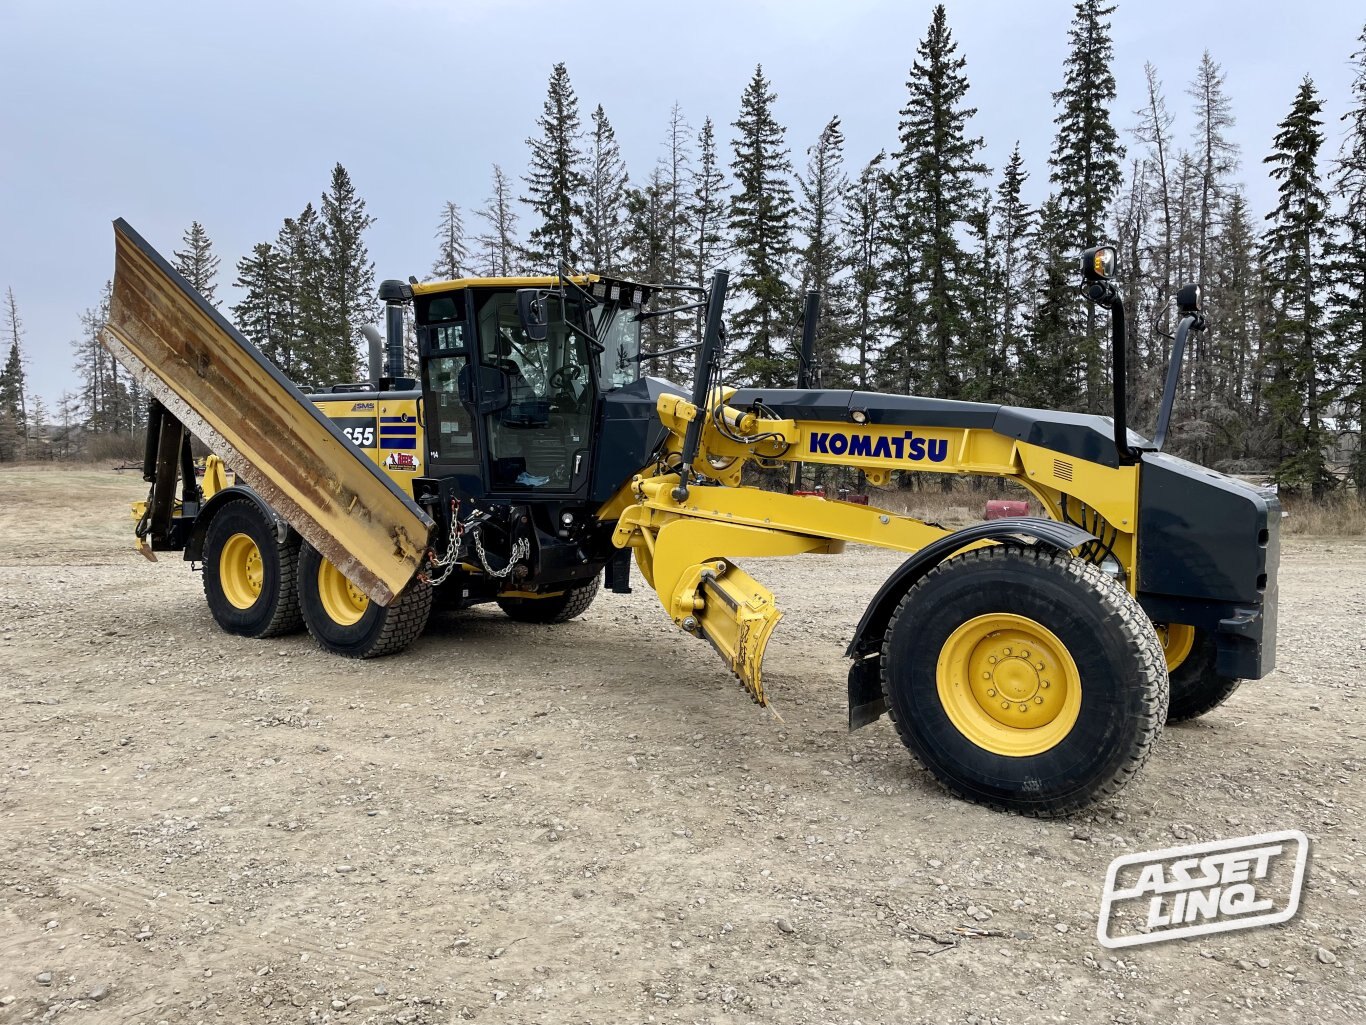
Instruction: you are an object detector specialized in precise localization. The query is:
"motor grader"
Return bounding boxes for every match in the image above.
[102,220,1278,815]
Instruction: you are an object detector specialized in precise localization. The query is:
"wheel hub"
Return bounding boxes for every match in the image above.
[937,614,1082,757]
[317,558,369,626]
[220,532,264,610]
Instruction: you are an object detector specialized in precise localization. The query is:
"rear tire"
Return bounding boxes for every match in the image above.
[880,546,1167,817]
[299,544,432,658]
[1164,626,1241,722]
[497,576,599,624]
[201,499,302,638]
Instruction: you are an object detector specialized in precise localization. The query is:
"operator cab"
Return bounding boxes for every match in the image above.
[412,275,648,499]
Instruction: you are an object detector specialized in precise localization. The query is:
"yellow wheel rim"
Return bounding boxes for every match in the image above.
[936,613,1083,757]
[1157,623,1196,672]
[220,532,264,610]
[317,558,369,626]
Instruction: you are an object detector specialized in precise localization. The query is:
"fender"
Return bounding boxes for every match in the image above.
[845,516,1096,729]
[185,485,293,562]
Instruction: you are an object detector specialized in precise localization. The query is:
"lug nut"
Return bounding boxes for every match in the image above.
[1035,696,1045,704]
[987,689,997,697]
[987,655,998,664]
[1001,700,1011,710]
[1041,680,1050,689]
[982,672,991,679]
[1019,703,1028,712]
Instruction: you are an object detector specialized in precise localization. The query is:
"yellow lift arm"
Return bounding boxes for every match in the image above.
[608,388,1138,704]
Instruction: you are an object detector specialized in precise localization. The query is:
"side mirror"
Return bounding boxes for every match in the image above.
[475,364,512,414]
[1176,283,1202,315]
[516,289,549,342]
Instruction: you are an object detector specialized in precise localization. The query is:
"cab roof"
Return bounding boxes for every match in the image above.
[410,274,599,296]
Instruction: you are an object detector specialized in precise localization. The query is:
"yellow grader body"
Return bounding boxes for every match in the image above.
[101,220,1279,815]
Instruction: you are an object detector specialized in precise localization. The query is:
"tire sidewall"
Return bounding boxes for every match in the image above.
[203,501,284,637]
[884,550,1152,810]
[298,544,391,656]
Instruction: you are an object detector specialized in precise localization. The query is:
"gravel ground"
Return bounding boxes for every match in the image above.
[0,466,1362,1024]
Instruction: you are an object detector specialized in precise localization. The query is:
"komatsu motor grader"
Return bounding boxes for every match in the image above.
[102,220,1279,815]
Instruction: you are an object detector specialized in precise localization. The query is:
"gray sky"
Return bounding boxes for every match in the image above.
[2,0,1362,405]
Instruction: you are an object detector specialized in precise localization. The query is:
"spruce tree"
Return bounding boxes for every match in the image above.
[1261,77,1335,495]
[579,104,630,273]
[3,287,26,432]
[1211,189,1261,455]
[0,338,24,461]
[522,62,586,271]
[276,203,328,386]
[690,116,729,336]
[173,221,221,306]
[476,164,520,277]
[431,201,469,281]
[960,193,1001,401]
[728,64,797,387]
[1328,24,1366,493]
[1025,196,1086,410]
[994,145,1035,390]
[842,153,887,389]
[796,116,851,387]
[1048,0,1125,412]
[318,163,376,382]
[888,4,987,398]
[233,242,290,372]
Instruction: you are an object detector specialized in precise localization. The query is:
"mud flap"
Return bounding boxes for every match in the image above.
[847,655,889,729]
[100,219,433,605]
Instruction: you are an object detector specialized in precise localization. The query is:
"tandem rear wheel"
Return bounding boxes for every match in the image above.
[1158,623,1241,722]
[201,499,303,638]
[497,576,600,624]
[298,544,432,658]
[880,546,1168,817]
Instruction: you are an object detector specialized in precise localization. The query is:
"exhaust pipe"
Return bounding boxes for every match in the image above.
[361,325,384,385]
[377,279,414,382]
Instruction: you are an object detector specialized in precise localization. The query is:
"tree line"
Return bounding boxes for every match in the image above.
[4,1,1364,496]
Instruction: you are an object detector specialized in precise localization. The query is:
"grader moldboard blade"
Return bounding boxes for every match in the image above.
[101,219,433,605]
[692,559,783,705]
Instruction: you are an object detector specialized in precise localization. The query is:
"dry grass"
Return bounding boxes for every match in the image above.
[842,475,1366,537]
[1278,492,1366,536]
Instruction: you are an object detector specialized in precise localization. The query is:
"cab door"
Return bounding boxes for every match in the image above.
[473,291,596,494]
[417,292,486,497]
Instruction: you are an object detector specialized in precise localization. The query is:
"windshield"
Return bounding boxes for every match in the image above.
[593,304,642,389]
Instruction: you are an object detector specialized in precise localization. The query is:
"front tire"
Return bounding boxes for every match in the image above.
[497,576,599,624]
[1161,625,1241,722]
[201,499,302,638]
[880,546,1167,816]
[299,544,432,658]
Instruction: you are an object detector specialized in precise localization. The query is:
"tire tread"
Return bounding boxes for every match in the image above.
[879,545,1168,817]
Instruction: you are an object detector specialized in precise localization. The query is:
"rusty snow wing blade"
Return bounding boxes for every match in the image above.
[101,218,433,605]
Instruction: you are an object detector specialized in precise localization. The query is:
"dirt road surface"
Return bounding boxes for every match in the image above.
[1,466,1361,1024]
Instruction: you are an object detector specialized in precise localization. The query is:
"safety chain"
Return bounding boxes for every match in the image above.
[420,498,529,585]
[420,498,463,587]
[474,530,529,579]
